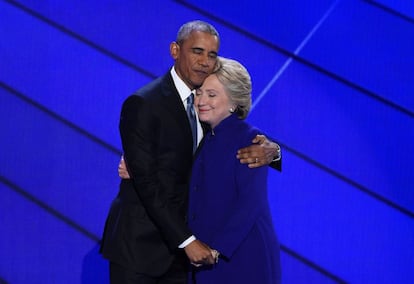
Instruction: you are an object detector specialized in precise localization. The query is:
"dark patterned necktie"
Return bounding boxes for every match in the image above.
[186,93,197,153]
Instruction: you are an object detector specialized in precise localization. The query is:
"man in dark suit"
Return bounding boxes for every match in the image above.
[100,20,281,284]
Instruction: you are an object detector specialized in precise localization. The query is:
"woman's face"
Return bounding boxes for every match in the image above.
[195,74,233,129]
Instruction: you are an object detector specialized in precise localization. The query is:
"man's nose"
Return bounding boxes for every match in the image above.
[198,54,209,66]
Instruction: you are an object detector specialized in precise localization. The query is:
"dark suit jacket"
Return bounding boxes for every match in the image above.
[100,72,194,276]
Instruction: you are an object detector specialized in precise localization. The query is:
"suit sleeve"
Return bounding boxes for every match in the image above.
[119,95,192,249]
[270,154,282,171]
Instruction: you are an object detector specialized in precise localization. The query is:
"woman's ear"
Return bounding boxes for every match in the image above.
[229,105,237,113]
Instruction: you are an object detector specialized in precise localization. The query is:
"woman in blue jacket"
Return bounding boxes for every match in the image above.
[188,57,281,284]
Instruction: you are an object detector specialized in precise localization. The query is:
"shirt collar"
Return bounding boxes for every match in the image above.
[170,67,193,102]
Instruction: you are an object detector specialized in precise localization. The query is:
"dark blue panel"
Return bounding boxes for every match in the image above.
[249,60,414,213]
[300,0,414,112]
[179,0,334,52]
[0,89,120,237]
[1,0,413,283]
[9,0,220,76]
[0,1,289,147]
[9,0,291,97]
[14,0,293,79]
[268,153,414,284]
[280,251,341,284]
[0,183,108,284]
[0,1,146,147]
[373,0,414,19]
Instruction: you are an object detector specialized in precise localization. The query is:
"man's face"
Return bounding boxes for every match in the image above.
[171,31,219,89]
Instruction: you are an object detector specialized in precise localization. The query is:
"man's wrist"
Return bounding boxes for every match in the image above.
[179,235,196,248]
[272,143,281,162]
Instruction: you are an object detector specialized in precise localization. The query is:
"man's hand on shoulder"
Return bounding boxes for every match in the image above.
[236,134,281,168]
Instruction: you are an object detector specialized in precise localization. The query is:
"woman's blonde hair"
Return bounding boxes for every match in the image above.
[213,57,252,119]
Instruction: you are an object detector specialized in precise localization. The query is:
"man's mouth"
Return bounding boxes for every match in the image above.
[194,69,208,75]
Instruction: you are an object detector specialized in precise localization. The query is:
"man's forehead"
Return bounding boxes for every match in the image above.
[187,31,218,42]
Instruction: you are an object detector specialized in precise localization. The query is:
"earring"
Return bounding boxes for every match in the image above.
[229,107,234,113]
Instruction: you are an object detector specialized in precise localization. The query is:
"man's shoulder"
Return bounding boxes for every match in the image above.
[122,71,176,108]
[135,72,172,98]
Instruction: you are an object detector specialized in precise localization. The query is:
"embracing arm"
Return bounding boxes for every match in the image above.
[236,134,281,171]
[120,135,282,176]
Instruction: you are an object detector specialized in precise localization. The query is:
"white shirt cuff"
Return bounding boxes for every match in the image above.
[178,235,196,248]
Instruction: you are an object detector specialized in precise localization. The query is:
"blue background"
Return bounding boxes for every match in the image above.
[1,0,413,283]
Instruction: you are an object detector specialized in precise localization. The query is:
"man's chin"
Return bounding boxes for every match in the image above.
[191,80,203,89]
[193,74,209,86]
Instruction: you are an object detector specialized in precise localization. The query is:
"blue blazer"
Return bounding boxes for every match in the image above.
[188,114,281,284]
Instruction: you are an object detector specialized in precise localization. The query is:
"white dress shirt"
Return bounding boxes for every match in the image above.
[170,67,199,248]
[171,67,203,146]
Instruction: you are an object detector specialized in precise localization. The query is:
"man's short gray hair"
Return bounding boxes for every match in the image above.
[176,20,220,46]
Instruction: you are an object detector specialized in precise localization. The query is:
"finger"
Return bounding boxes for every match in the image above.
[252,134,265,144]
[237,148,251,156]
[251,134,262,143]
[247,158,260,168]
[205,255,215,265]
[237,157,249,164]
[239,155,259,164]
[119,172,129,179]
[237,146,259,158]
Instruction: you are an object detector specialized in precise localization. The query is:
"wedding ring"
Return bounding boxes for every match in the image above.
[255,158,258,163]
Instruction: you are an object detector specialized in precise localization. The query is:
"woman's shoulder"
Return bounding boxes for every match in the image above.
[236,120,262,141]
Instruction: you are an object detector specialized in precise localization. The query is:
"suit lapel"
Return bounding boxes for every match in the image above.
[159,73,194,148]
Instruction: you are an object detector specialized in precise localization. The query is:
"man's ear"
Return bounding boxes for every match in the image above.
[170,42,180,59]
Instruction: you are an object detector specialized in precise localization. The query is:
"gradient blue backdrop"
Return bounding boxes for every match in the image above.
[1,0,413,283]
